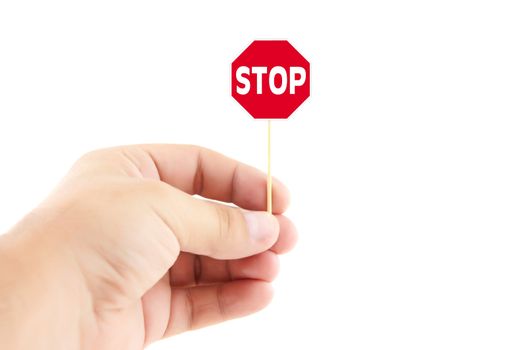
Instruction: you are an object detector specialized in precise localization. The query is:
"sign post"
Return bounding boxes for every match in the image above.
[232,40,310,212]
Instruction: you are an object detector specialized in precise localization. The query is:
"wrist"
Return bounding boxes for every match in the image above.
[0,210,95,349]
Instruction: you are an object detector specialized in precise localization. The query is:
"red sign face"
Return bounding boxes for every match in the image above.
[231,40,310,119]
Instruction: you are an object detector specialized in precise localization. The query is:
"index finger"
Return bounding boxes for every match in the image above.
[137,144,290,214]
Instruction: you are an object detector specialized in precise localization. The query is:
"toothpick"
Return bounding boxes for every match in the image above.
[267,119,272,214]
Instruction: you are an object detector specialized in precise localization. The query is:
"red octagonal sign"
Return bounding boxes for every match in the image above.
[232,40,310,119]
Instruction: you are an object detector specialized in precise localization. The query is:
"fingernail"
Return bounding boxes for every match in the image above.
[243,211,278,242]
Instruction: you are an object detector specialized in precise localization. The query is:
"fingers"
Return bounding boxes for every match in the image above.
[139,144,290,214]
[168,215,297,286]
[149,184,279,259]
[170,251,280,287]
[271,215,299,254]
[164,280,273,336]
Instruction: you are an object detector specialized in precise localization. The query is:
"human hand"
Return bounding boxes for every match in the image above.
[0,145,297,349]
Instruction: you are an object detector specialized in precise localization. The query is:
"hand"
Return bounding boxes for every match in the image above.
[0,145,297,350]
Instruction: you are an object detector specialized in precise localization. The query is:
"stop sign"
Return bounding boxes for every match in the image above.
[231,40,310,119]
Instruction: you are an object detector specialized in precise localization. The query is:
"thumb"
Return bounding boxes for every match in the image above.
[150,182,280,260]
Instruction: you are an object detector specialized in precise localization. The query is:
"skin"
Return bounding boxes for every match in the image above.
[0,145,298,350]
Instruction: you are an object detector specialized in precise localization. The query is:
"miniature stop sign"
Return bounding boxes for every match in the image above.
[232,40,310,119]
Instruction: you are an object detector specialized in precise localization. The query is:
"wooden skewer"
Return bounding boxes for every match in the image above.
[267,119,272,214]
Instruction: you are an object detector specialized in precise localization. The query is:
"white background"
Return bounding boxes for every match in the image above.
[1,1,526,349]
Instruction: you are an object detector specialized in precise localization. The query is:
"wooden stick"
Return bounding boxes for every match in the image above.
[267,119,272,214]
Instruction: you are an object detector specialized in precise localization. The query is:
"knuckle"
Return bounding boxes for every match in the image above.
[76,146,138,166]
[185,144,210,154]
[183,144,216,160]
[77,148,111,163]
[214,205,234,242]
[73,148,121,172]
[213,206,242,254]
